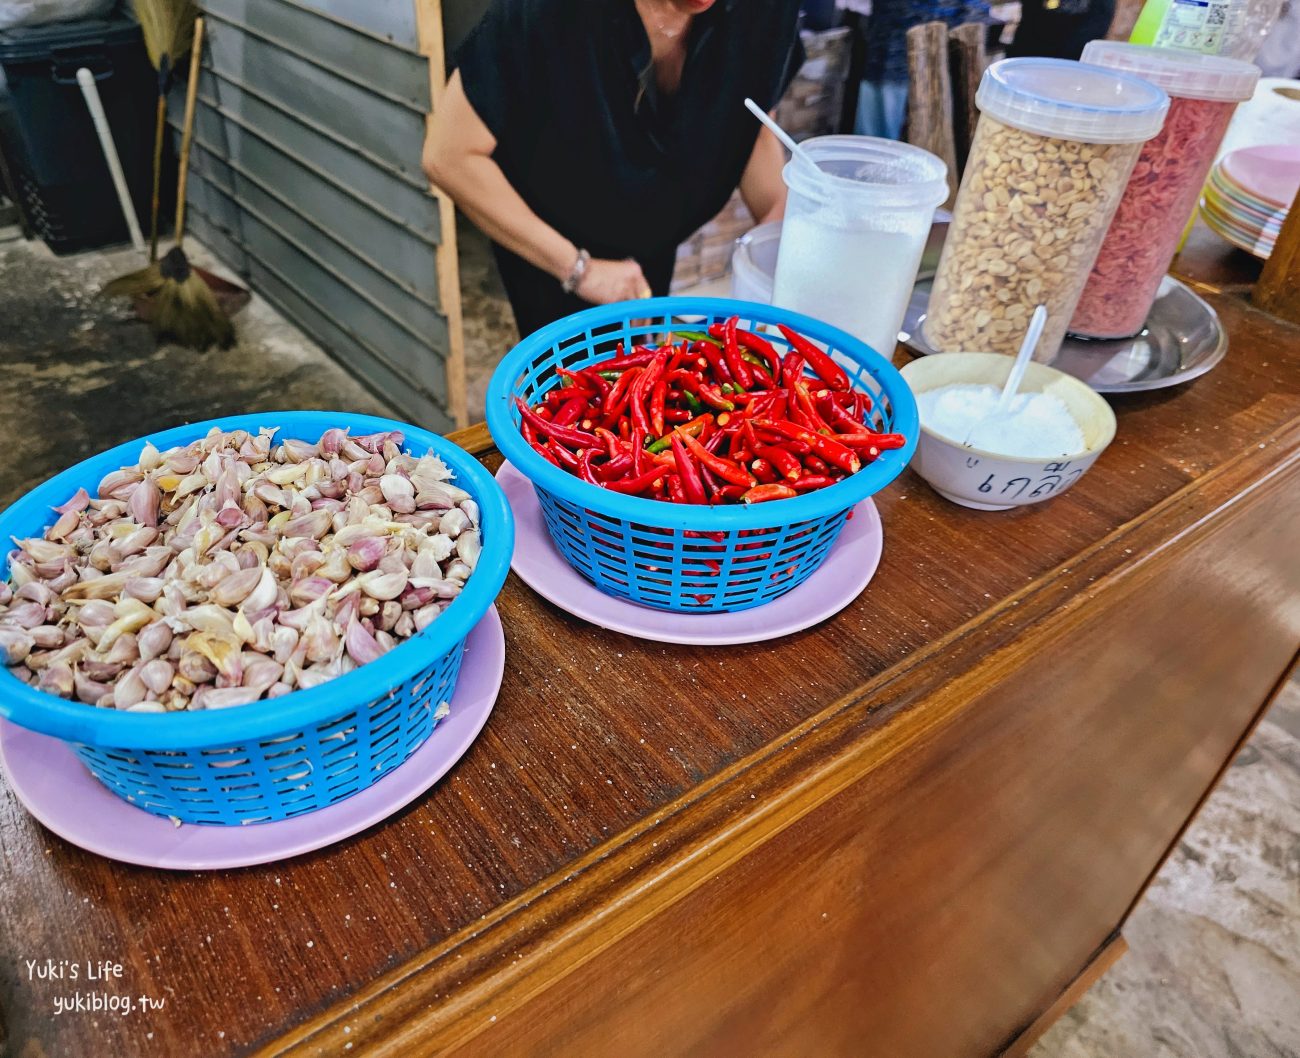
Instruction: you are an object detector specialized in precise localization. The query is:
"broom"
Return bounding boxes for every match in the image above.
[134,0,197,263]
[104,14,234,350]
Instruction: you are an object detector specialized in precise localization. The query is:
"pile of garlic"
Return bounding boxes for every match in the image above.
[0,427,481,711]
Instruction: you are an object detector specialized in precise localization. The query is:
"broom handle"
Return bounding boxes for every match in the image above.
[76,67,145,254]
[174,16,205,248]
[149,93,165,261]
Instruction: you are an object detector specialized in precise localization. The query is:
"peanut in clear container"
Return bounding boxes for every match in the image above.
[922,58,1169,361]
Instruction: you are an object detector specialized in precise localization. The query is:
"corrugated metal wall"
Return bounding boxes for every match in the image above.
[176,0,458,432]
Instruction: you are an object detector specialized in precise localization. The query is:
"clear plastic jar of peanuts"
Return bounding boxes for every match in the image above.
[1070,43,1259,339]
[923,59,1168,361]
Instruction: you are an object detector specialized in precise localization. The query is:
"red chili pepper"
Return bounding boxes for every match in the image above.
[592,453,635,481]
[715,484,747,502]
[552,395,590,427]
[579,366,613,402]
[549,439,581,471]
[742,357,775,389]
[792,474,837,492]
[753,419,860,474]
[781,351,805,389]
[531,441,560,466]
[603,465,669,495]
[700,344,733,385]
[818,393,863,432]
[711,323,783,379]
[721,316,754,390]
[671,434,707,505]
[577,450,601,486]
[650,378,667,437]
[516,398,598,449]
[833,431,907,451]
[555,368,597,395]
[750,458,777,484]
[742,483,798,503]
[680,430,755,488]
[587,348,655,373]
[753,444,802,481]
[695,382,735,413]
[790,382,831,431]
[666,475,686,503]
[777,324,851,392]
[647,413,710,454]
[600,367,641,428]
[804,454,829,475]
[664,407,691,423]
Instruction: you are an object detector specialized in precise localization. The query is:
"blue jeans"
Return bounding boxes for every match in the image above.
[855,80,909,140]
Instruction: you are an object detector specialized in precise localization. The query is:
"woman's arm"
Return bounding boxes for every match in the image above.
[738,124,789,224]
[423,71,648,303]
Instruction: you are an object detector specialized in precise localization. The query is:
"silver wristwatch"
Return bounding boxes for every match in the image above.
[562,248,591,294]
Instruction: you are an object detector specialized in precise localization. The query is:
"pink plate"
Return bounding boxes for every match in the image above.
[1220,145,1300,211]
[0,607,505,871]
[496,461,883,645]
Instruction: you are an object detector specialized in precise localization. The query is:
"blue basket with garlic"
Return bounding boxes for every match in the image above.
[0,412,513,825]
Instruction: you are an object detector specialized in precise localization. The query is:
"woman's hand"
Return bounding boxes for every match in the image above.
[576,258,651,304]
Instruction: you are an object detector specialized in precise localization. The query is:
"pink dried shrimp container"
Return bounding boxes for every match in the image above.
[1070,43,1260,340]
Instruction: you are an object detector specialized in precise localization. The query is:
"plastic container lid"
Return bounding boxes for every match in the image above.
[0,15,141,64]
[976,57,1170,144]
[783,135,949,211]
[1081,41,1260,103]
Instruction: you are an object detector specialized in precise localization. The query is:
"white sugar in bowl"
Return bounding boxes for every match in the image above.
[899,352,1116,511]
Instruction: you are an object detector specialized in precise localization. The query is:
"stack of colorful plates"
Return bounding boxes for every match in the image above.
[1202,144,1300,259]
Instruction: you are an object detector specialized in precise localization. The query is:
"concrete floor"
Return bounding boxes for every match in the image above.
[0,229,388,507]
[0,224,1297,1056]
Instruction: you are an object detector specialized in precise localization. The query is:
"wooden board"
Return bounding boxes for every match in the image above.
[1,249,1298,1056]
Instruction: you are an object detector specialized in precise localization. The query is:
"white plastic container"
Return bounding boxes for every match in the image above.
[923,58,1169,361]
[772,136,948,362]
[730,222,781,303]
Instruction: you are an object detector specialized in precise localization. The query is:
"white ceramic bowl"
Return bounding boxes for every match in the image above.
[899,353,1117,511]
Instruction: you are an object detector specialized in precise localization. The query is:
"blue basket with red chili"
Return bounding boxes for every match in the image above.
[486,298,918,613]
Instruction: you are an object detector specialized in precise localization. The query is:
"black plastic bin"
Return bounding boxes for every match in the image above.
[0,12,169,254]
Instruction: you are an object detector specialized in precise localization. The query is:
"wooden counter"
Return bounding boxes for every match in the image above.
[2,252,1299,1057]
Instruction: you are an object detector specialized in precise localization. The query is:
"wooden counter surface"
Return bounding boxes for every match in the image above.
[2,245,1299,1057]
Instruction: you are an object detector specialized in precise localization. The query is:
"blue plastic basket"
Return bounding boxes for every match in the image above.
[0,412,514,825]
[486,298,917,613]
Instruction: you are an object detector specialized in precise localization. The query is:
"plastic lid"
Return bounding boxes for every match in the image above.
[1081,42,1260,103]
[976,57,1170,144]
[783,135,949,210]
[0,15,142,63]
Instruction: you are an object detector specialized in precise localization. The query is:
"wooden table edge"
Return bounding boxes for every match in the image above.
[262,418,1300,1057]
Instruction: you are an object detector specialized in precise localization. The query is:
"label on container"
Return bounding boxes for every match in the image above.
[1151,0,1232,52]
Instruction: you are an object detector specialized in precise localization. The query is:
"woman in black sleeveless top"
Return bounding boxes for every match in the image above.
[424,0,804,338]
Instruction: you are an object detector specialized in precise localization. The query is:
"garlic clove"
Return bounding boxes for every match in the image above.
[127,478,161,528]
[38,661,75,698]
[243,567,279,613]
[439,508,469,539]
[344,618,385,665]
[456,531,482,570]
[139,659,175,696]
[47,509,81,541]
[0,627,34,665]
[29,625,64,650]
[137,620,173,662]
[52,487,91,515]
[356,569,408,601]
[209,565,265,608]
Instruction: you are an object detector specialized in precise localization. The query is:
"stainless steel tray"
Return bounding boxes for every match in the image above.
[900,274,1228,395]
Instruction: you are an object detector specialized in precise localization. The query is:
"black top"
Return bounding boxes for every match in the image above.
[457,0,803,335]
